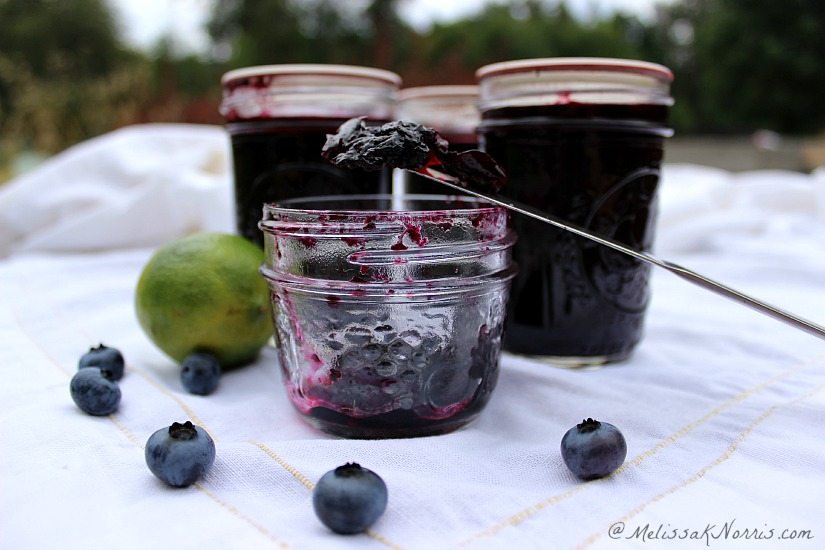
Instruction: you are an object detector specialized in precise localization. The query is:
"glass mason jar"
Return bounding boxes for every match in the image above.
[220,64,401,245]
[396,85,480,195]
[259,194,516,438]
[476,58,673,365]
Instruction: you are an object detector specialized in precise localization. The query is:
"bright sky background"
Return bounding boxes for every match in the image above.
[107,0,673,56]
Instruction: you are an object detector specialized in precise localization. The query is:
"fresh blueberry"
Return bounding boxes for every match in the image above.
[70,367,121,416]
[79,343,125,380]
[561,418,627,480]
[180,352,221,395]
[313,463,388,534]
[145,421,216,487]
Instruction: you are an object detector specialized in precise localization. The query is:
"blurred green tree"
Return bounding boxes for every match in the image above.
[646,0,825,133]
[207,0,418,72]
[0,0,131,76]
[208,0,372,67]
[1,0,822,181]
[422,1,643,71]
[0,0,149,175]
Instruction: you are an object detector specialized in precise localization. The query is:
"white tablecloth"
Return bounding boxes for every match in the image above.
[1,125,824,549]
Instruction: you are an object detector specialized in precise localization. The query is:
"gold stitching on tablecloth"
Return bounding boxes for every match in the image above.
[107,413,144,447]
[7,297,142,450]
[575,375,825,549]
[10,269,213,433]
[453,353,825,548]
[250,441,316,491]
[194,483,289,548]
[6,307,73,378]
[10,267,393,548]
[250,440,404,550]
[363,528,404,550]
[619,356,821,471]
[53,301,214,436]
[127,365,213,439]
[6,292,289,548]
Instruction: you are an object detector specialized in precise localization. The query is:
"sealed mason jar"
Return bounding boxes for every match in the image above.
[220,64,401,245]
[259,194,516,438]
[476,58,673,364]
[396,85,480,194]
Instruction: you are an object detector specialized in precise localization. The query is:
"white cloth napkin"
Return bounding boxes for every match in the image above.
[0,124,233,258]
[1,125,824,549]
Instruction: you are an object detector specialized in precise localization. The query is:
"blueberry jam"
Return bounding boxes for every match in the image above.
[294,312,504,439]
[479,103,670,359]
[259,195,515,438]
[227,118,391,246]
[321,118,506,193]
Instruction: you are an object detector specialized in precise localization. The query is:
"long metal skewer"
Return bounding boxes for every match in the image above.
[420,168,825,341]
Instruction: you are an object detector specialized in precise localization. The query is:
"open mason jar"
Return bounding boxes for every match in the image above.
[259,195,516,438]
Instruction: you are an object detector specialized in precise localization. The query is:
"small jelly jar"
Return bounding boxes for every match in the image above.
[220,64,401,245]
[259,195,516,438]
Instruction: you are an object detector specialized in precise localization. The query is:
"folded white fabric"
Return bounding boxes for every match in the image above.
[1,125,824,549]
[656,164,825,255]
[2,240,823,549]
[0,124,234,258]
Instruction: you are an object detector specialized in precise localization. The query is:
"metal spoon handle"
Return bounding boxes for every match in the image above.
[421,171,825,341]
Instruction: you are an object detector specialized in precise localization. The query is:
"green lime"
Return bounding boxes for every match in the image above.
[135,232,272,369]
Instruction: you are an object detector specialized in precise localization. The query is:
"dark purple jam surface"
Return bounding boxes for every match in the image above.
[300,320,502,439]
[272,279,508,439]
[227,118,391,245]
[479,103,670,358]
[307,396,492,439]
[321,118,506,193]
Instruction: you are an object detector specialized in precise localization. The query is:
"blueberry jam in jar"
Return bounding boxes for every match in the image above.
[476,58,673,365]
[221,64,401,245]
[396,86,480,195]
[259,195,516,438]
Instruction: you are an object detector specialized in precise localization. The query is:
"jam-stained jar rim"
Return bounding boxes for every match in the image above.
[259,193,504,225]
[221,63,402,87]
[220,64,400,121]
[475,57,673,82]
[258,194,516,294]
